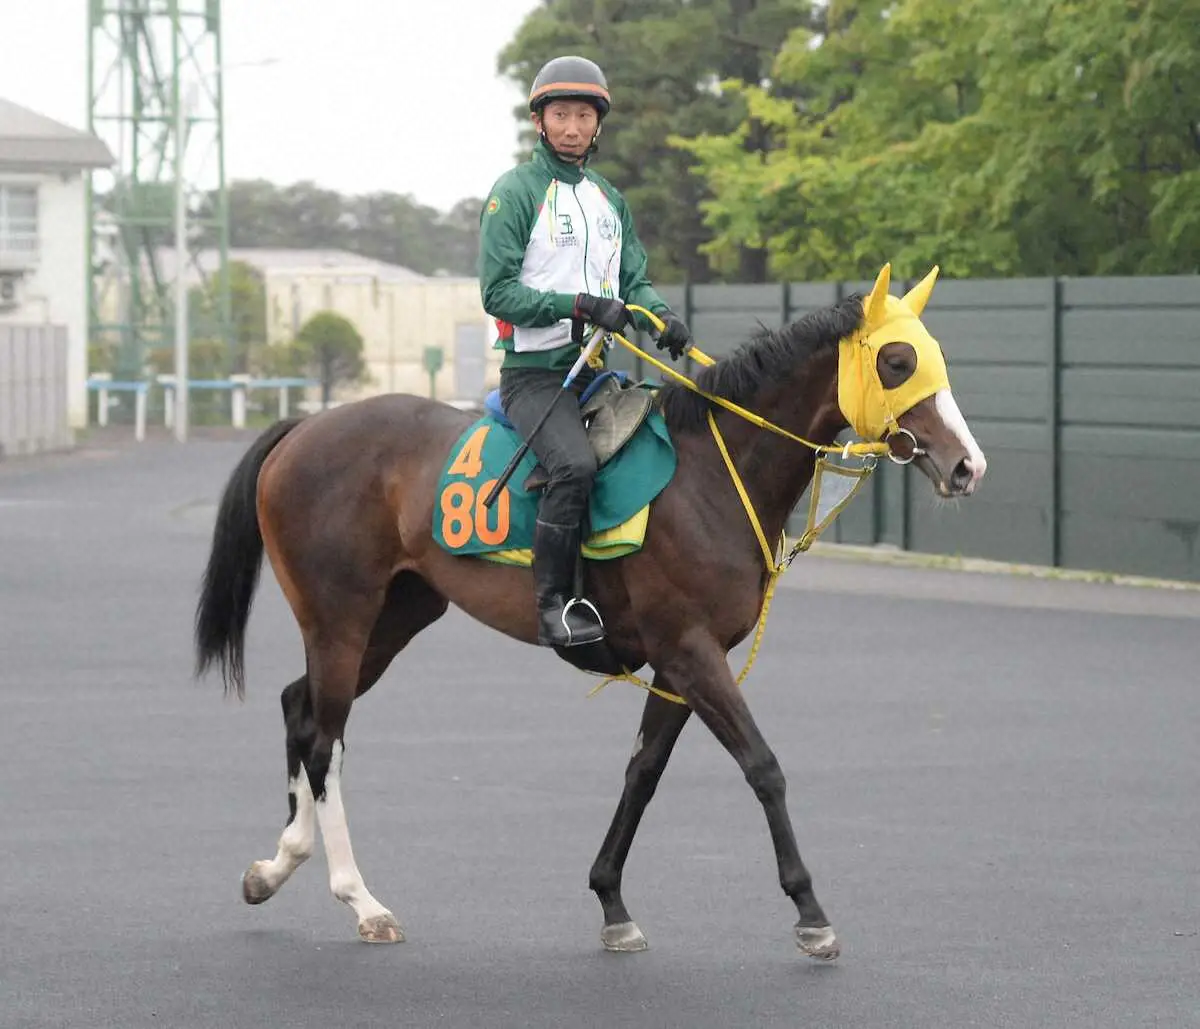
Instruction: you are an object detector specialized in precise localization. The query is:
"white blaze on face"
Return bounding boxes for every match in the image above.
[933,389,987,492]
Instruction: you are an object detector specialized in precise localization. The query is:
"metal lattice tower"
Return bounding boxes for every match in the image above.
[88,0,230,383]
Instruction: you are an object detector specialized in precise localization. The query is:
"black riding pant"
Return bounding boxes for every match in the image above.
[499,366,597,529]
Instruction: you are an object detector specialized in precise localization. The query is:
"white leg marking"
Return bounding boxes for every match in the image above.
[934,389,987,491]
[316,740,391,923]
[256,771,317,891]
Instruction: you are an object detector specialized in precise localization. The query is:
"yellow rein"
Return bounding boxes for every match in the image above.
[587,305,869,707]
[610,308,891,461]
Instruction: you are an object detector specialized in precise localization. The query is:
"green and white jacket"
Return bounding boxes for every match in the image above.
[478,140,671,372]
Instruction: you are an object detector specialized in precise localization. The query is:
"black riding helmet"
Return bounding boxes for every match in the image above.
[528,56,611,118]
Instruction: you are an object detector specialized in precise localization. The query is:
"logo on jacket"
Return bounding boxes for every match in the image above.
[596,213,619,241]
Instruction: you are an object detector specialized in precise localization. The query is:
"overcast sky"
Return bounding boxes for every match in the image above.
[0,0,543,211]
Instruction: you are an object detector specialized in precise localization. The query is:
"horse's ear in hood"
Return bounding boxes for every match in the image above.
[863,262,892,329]
[901,266,939,316]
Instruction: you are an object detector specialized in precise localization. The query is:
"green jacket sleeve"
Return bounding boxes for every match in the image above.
[478,175,576,327]
[616,195,671,332]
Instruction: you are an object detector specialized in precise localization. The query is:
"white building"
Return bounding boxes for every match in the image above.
[0,98,113,428]
[146,246,496,403]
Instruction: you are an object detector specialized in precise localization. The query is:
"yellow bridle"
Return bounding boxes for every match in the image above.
[587,304,880,707]
[587,265,950,705]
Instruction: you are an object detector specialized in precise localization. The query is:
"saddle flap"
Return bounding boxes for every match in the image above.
[581,377,655,468]
[509,374,656,489]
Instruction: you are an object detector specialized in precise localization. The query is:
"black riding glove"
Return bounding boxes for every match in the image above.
[655,311,692,361]
[573,293,632,334]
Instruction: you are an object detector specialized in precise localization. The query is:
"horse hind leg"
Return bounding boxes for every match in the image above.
[240,572,446,942]
[242,676,318,905]
[589,686,691,953]
[311,572,447,943]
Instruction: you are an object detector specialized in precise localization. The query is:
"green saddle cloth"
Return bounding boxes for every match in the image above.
[433,410,677,561]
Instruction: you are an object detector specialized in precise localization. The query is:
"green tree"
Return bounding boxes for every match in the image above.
[226,261,267,372]
[498,0,819,283]
[177,259,268,374]
[952,0,1200,274]
[291,311,367,408]
[677,0,1200,280]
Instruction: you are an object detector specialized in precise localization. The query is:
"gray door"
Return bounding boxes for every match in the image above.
[453,321,488,401]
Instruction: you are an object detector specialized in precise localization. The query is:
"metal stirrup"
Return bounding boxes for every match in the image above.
[561,597,603,644]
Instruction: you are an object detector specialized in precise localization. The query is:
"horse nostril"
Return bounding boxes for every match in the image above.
[950,458,973,492]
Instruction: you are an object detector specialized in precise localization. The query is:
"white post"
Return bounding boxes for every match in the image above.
[134,387,147,443]
[159,375,176,428]
[92,373,112,428]
[173,78,190,443]
[230,374,250,429]
[279,384,289,419]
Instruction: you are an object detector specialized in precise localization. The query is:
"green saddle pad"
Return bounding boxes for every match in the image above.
[433,410,677,559]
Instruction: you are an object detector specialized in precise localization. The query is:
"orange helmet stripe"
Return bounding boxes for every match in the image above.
[529,81,611,102]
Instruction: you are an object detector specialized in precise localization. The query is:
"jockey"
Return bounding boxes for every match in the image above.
[478,54,692,650]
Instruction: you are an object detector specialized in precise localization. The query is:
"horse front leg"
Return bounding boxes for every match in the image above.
[589,686,691,952]
[664,634,840,961]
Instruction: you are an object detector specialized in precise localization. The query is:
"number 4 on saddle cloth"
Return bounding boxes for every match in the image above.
[433,372,677,566]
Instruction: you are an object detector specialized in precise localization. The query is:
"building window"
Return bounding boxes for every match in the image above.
[0,185,38,261]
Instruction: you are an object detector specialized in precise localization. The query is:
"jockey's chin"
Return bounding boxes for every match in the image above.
[556,141,588,160]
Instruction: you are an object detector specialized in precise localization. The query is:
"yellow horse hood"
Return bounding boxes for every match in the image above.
[838,264,950,441]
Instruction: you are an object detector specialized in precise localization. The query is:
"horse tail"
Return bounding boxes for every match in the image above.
[194,417,302,697]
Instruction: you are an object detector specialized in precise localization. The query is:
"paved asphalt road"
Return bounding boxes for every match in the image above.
[1,435,1197,1029]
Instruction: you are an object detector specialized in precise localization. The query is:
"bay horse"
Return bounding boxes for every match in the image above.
[195,265,986,959]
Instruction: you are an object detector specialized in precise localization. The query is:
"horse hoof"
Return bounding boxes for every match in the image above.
[242,862,277,905]
[358,913,404,944]
[795,923,840,961]
[601,921,648,952]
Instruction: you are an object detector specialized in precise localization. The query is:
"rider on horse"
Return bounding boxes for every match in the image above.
[478,55,692,650]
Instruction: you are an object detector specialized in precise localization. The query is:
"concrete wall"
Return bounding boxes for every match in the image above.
[0,323,71,456]
[608,275,1200,583]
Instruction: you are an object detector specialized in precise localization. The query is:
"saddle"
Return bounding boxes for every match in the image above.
[483,371,656,492]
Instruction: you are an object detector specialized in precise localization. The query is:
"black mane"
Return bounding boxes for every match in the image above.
[658,293,865,433]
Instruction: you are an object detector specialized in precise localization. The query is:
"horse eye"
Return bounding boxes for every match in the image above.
[876,342,917,388]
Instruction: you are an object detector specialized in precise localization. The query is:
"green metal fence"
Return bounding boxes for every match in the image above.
[609,276,1200,583]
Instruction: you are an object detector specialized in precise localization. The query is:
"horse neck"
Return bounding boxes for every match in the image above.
[711,347,845,549]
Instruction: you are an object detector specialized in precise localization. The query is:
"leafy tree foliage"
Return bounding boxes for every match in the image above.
[677,0,1200,279]
[182,260,267,374]
[196,182,482,277]
[291,311,368,407]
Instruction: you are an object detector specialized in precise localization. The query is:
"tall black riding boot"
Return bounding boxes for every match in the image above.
[532,520,604,647]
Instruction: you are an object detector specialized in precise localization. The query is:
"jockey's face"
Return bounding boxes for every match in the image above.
[533,100,600,162]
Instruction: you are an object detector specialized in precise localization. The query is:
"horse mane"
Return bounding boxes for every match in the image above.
[658,294,866,433]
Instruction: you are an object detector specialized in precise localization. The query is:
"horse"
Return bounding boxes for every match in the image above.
[194,264,986,959]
